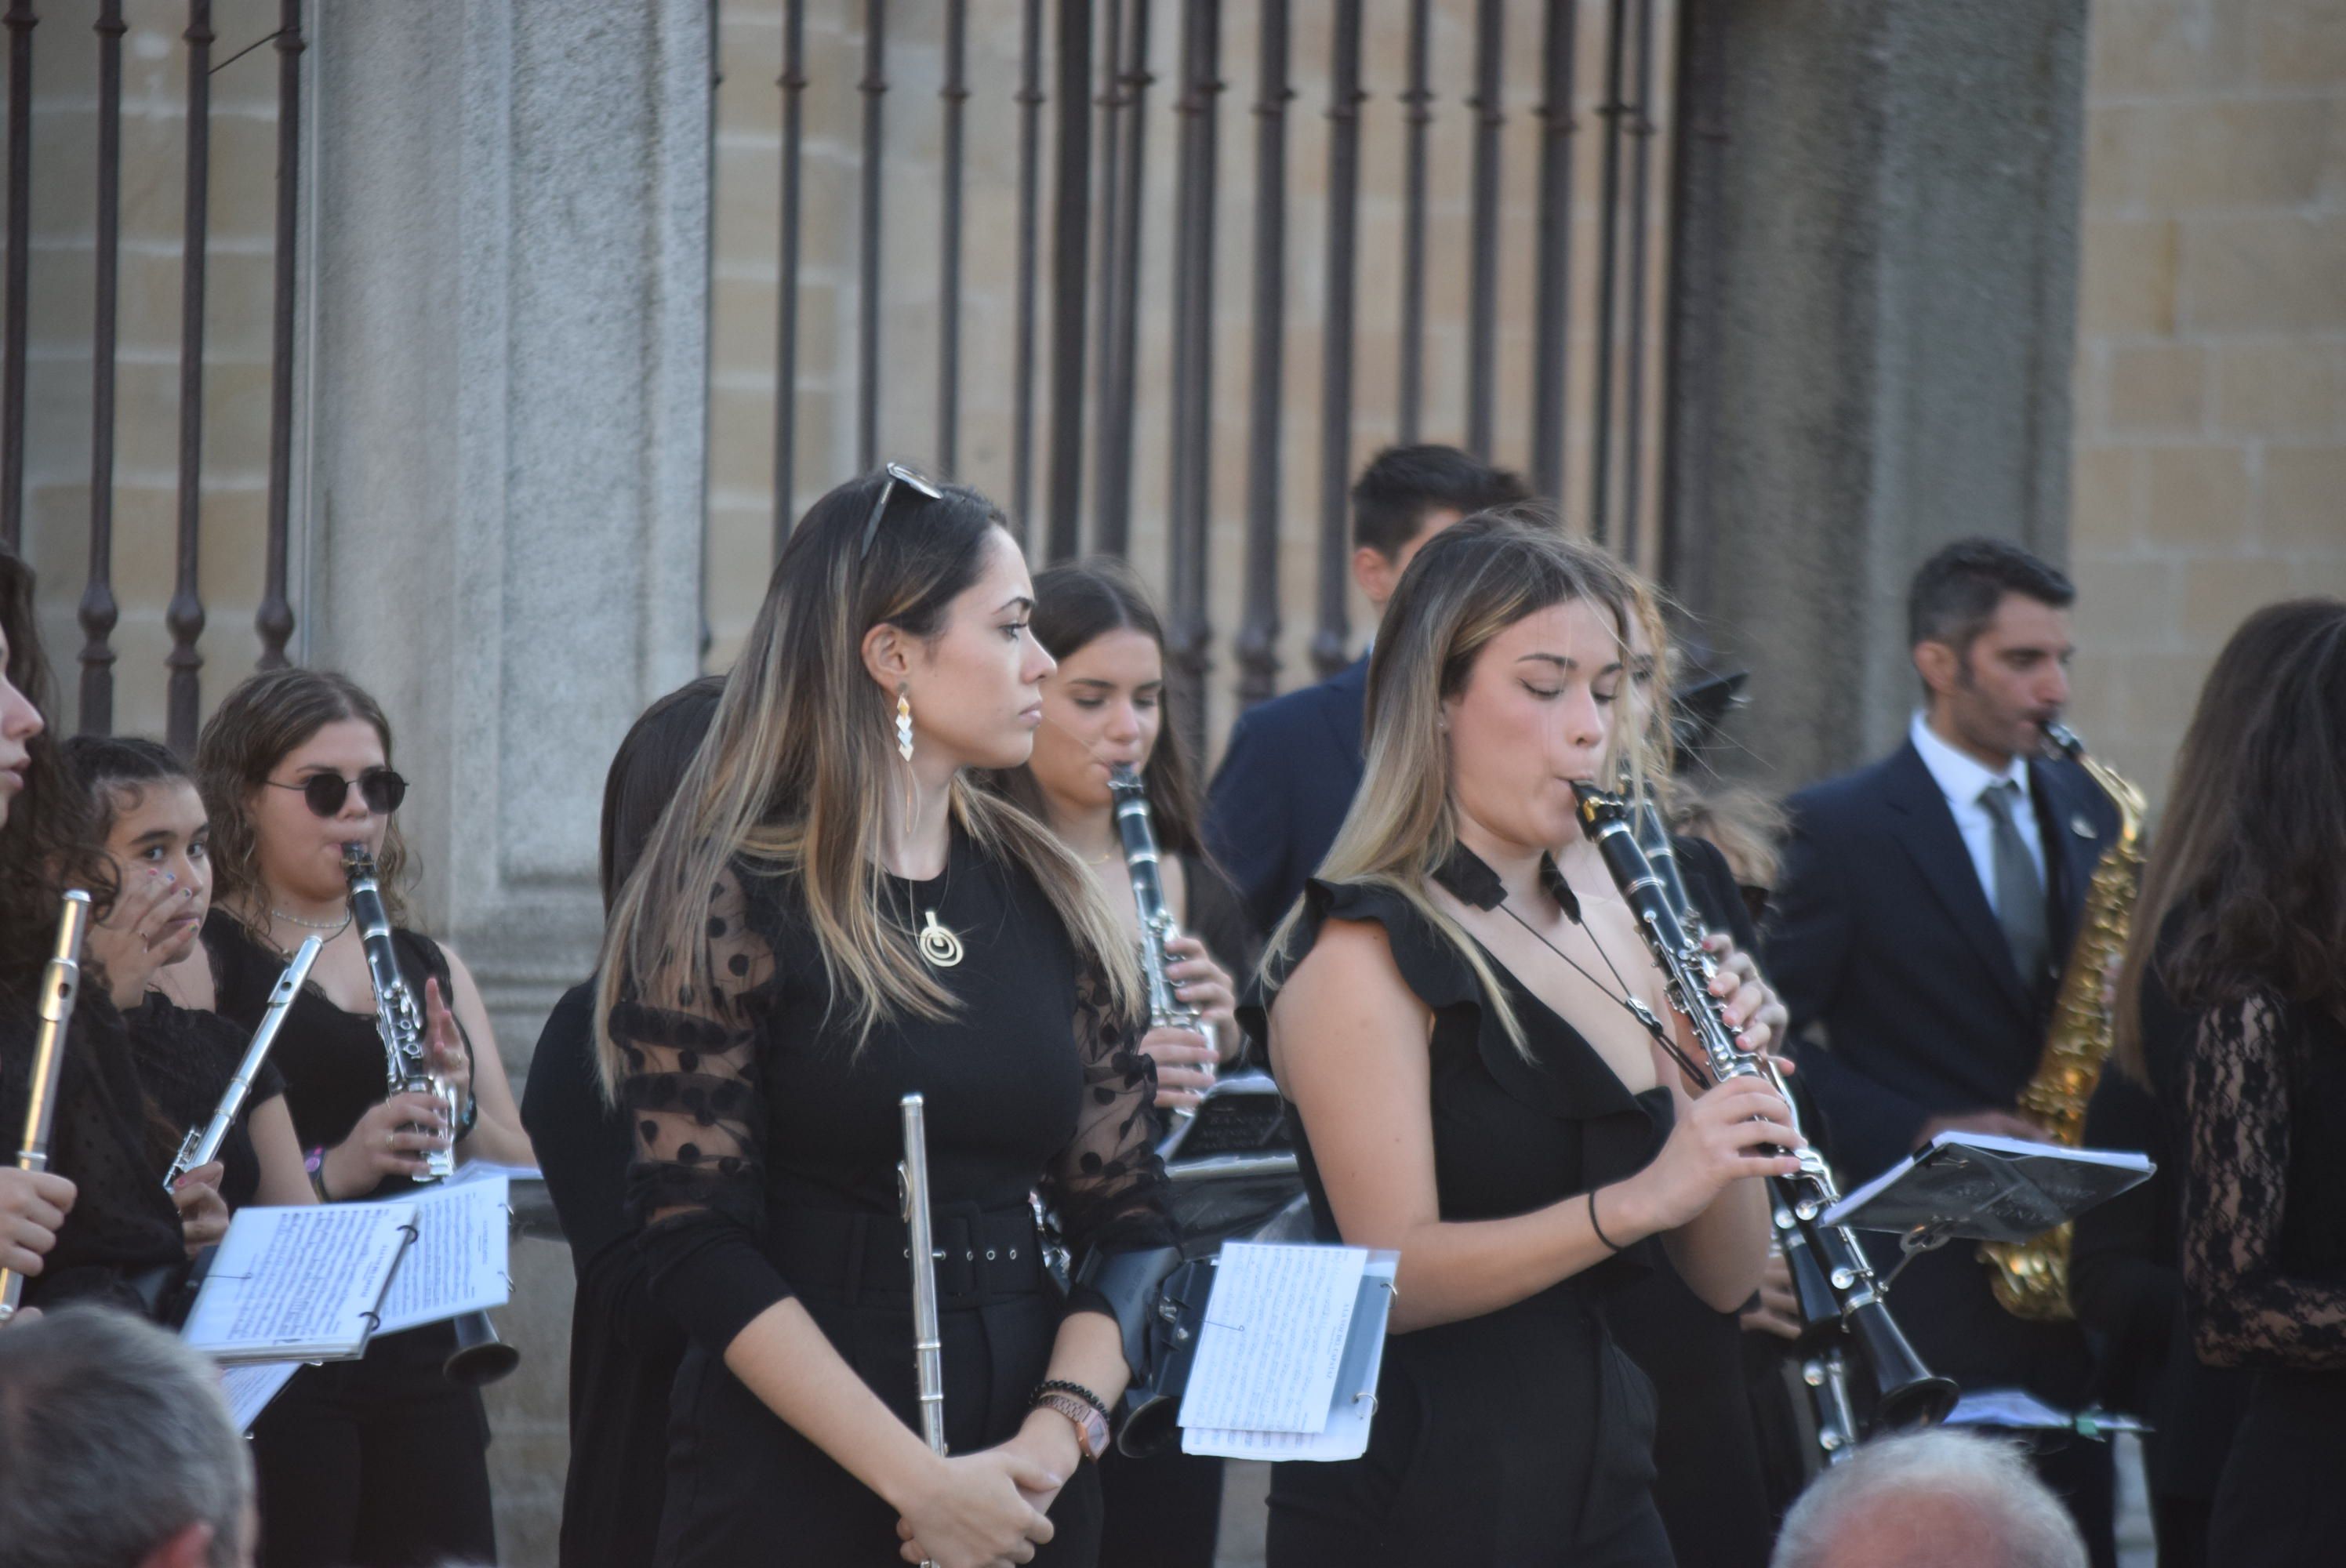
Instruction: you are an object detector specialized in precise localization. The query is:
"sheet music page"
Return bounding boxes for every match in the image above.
[180,1202,417,1359]
[369,1176,512,1334]
[1175,1242,1368,1435]
[1183,1251,1399,1461]
[218,1361,303,1434]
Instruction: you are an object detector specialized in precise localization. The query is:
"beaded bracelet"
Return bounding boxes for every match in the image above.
[1030,1378,1110,1424]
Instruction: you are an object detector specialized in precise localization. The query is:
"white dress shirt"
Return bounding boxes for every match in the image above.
[1908,710,2046,916]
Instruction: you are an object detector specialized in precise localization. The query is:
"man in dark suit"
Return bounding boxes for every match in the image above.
[1204,445,1528,934]
[1768,539,2123,1566]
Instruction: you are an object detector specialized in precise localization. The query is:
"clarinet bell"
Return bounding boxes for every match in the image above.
[443,1310,520,1387]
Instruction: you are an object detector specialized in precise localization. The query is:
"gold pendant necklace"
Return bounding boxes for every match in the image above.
[917,909,964,968]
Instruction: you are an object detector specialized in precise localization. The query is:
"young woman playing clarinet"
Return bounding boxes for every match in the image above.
[66,736,315,1228]
[596,467,1176,1568]
[992,560,1252,1568]
[1244,515,1795,1567]
[0,551,191,1320]
[194,667,534,1568]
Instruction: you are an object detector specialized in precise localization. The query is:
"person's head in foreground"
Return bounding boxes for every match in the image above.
[0,1305,255,1568]
[1769,1428,2087,1568]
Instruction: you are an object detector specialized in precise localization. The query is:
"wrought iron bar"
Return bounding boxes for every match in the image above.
[1164,0,1218,760]
[1589,0,1629,546]
[1008,0,1044,536]
[1661,0,1727,599]
[1396,0,1431,447]
[856,0,887,474]
[938,0,968,476]
[1087,0,1122,543]
[1464,0,1503,462]
[1236,0,1290,712]
[167,1,214,755]
[1091,0,1149,557]
[257,0,304,671]
[0,0,33,552]
[774,0,806,546]
[1312,1,1364,681]
[1044,0,1093,563]
[1530,0,1577,506]
[80,0,126,730]
[1618,0,1657,563]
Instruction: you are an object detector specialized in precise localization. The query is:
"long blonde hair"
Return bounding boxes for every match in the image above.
[1262,512,1657,1056]
[594,471,1141,1099]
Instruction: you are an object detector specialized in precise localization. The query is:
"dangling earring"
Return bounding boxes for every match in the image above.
[895,689,914,762]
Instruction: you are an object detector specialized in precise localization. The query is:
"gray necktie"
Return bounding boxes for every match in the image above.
[1979,779,2049,985]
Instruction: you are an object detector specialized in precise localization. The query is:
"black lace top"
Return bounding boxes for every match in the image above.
[608,826,1175,1357]
[0,990,186,1309]
[2183,992,2346,1370]
[125,993,285,1211]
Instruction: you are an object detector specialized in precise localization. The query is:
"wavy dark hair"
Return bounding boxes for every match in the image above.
[0,554,118,999]
[990,559,1208,860]
[2130,597,2346,1047]
[62,735,191,840]
[194,668,414,928]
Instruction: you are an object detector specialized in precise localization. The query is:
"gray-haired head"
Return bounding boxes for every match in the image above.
[1770,1428,2088,1568]
[0,1305,254,1568]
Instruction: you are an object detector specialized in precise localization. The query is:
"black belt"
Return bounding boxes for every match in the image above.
[771,1203,1047,1307]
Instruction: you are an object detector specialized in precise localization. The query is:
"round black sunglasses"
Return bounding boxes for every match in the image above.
[264,768,409,819]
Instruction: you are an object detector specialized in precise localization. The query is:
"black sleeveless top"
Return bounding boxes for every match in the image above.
[125,993,285,1211]
[203,910,457,1195]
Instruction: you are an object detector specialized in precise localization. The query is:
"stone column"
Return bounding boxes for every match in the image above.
[301,2,712,1557]
[1666,0,2089,788]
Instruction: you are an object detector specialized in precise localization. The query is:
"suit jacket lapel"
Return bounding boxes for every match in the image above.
[2030,758,2108,955]
[1881,741,2032,1019]
[1321,653,1370,764]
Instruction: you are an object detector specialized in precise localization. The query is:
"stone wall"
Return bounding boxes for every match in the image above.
[2063,0,2346,802]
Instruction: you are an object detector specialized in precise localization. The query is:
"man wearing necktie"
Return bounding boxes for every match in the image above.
[1768,539,2121,1566]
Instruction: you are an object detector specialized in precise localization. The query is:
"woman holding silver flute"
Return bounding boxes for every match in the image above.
[0,551,191,1323]
[192,666,534,1568]
[597,467,1175,1567]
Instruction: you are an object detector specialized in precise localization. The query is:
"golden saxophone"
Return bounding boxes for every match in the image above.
[1980,720,2145,1320]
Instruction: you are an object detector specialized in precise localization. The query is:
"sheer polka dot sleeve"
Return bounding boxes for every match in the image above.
[611,867,790,1355]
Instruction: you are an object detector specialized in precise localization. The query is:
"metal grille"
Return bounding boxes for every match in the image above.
[710,0,1683,761]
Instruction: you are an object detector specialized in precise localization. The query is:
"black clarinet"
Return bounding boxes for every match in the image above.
[1578,784,1956,1432]
[340,844,518,1386]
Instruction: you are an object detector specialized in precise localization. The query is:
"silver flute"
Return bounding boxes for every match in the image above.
[899,1093,946,1568]
[0,891,93,1324]
[342,843,457,1181]
[163,936,323,1192]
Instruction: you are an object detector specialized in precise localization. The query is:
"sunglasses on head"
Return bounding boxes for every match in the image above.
[266,767,409,819]
[858,462,946,560]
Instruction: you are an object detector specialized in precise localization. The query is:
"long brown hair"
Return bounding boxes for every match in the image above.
[594,470,1141,1095]
[2114,597,2346,1076]
[194,668,415,928]
[0,554,118,999]
[990,559,1209,858]
[1260,513,1656,1056]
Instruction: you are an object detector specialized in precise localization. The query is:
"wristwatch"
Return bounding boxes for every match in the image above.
[1034,1392,1110,1464]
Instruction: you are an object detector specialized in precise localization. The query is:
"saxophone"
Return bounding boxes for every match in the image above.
[1980,720,2146,1320]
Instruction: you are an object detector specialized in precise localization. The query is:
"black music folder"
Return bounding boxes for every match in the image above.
[1820,1131,2152,1244]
